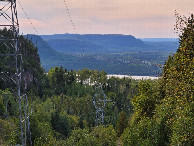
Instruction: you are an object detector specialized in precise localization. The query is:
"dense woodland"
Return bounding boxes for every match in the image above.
[0,15,193,145]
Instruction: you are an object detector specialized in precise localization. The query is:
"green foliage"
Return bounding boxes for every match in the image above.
[0,119,18,145]
[105,77,137,114]
[0,29,49,98]
[170,102,194,145]
[132,80,159,118]
[122,117,170,146]
[69,115,80,129]
[116,111,128,136]
[1,14,193,145]
[30,99,55,145]
[0,90,21,117]
[91,125,117,146]
[0,93,5,117]
[47,66,67,95]
[64,125,117,146]
[64,128,94,146]
[161,13,194,145]
[33,122,56,146]
[51,110,71,138]
[121,14,194,146]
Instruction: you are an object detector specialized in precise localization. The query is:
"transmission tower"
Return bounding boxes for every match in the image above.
[93,86,111,126]
[0,0,31,145]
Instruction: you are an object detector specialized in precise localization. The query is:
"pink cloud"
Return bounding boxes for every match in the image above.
[7,0,193,37]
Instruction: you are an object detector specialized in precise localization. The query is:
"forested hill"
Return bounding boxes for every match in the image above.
[24,34,79,69]
[25,34,178,75]
[25,34,161,75]
[41,34,147,54]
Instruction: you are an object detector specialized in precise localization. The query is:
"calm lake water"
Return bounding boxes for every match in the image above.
[107,74,159,80]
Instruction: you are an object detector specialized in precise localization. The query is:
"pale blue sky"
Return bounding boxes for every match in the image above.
[1,0,194,38]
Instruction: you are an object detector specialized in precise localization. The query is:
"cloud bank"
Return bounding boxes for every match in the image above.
[10,0,194,37]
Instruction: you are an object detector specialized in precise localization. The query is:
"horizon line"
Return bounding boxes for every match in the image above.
[23,33,178,39]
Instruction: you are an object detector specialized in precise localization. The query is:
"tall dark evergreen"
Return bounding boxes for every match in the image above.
[51,110,71,138]
[116,111,128,136]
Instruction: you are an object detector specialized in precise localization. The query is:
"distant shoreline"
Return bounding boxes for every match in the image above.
[107,74,159,80]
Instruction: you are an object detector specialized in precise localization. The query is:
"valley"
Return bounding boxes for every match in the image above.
[26,34,178,76]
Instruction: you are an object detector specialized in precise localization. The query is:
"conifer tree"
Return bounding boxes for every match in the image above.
[116,111,128,136]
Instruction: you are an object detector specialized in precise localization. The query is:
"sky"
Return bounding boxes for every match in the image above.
[1,0,194,38]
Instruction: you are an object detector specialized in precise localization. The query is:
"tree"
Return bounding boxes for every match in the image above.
[51,110,71,138]
[132,80,157,118]
[162,13,194,145]
[116,111,128,136]
[64,125,117,146]
[122,13,194,146]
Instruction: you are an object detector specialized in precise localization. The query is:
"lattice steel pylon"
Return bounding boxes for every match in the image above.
[0,0,31,145]
[93,86,111,126]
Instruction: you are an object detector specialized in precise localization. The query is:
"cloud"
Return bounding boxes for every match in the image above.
[8,0,194,37]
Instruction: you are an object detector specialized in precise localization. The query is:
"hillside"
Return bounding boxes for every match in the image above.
[25,34,161,75]
[41,34,147,54]
[41,34,178,54]
[44,39,106,54]
[25,35,79,70]
[27,34,178,75]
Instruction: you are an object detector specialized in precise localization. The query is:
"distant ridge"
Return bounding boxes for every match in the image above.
[24,34,78,70]
[41,34,147,54]
[23,34,178,76]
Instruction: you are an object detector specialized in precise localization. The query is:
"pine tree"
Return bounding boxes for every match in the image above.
[116,111,128,136]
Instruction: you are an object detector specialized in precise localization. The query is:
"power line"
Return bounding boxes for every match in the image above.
[17,0,58,70]
[17,0,39,35]
[63,0,76,31]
